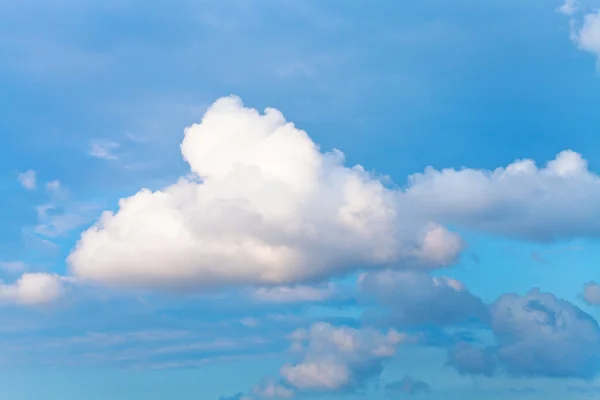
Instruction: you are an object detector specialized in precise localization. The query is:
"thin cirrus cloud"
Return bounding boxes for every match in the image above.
[88,140,120,160]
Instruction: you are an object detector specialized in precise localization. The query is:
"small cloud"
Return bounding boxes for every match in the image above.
[18,170,36,190]
[0,261,28,273]
[582,281,600,305]
[88,140,120,160]
[239,317,259,328]
[45,180,68,199]
[558,0,578,16]
[0,273,64,306]
[46,180,61,192]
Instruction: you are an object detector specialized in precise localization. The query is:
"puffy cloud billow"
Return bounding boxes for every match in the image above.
[68,96,462,292]
[490,289,600,379]
[67,95,600,293]
[0,273,64,306]
[402,149,600,241]
[280,323,407,392]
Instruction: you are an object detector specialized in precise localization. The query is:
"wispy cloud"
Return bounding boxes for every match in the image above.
[0,261,28,273]
[88,140,120,160]
[34,202,100,238]
[558,0,578,16]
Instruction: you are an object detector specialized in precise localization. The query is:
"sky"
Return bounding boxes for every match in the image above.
[5,0,600,399]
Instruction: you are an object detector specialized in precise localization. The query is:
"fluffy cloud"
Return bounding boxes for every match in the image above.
[0,273,63,306]
[446,341,496,377]
[385,376,431,396]
[18,169,36,190]
[491,289,600,378]
[571,10,600,64]
[360,270,488,327]
[583,281,600,305]
[68,96,462,291]
[402,150,600,241]
[561,2,600,66]
[252,379,295,399]
[68,96,600,292]
[279,323,407,391]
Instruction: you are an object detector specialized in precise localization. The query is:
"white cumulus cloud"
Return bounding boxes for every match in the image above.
[571,10,600,64]
[559,2,600,67]
[402,150,600,241]
[0,273,63,306]
[68,96,461,292]
[280,323,407,391]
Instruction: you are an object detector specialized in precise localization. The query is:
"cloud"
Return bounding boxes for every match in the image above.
[68,96,600,294]
[491,289,600,378]
[563,4,600,67]
[360,270,488,327]
[31,179,101,239]
[583,281,600,305]
[0,261,28,273]
[0,273,63,306]
[279,323,407,392]
[68,95,462,292]
[252,284,336,303]
[88,140,120,160]
[558,0,578,16]
[571,11,600,64]
[18,170,36,190]
[220,394,253,400]
[45,180,66,198]
[403,150,600,241]
[252,379,295,399]
[446,341,496,377]
[34,202,101,238]
[385,376,431,396]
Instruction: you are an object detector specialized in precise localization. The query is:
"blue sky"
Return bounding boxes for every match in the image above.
[4,0,600,399]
